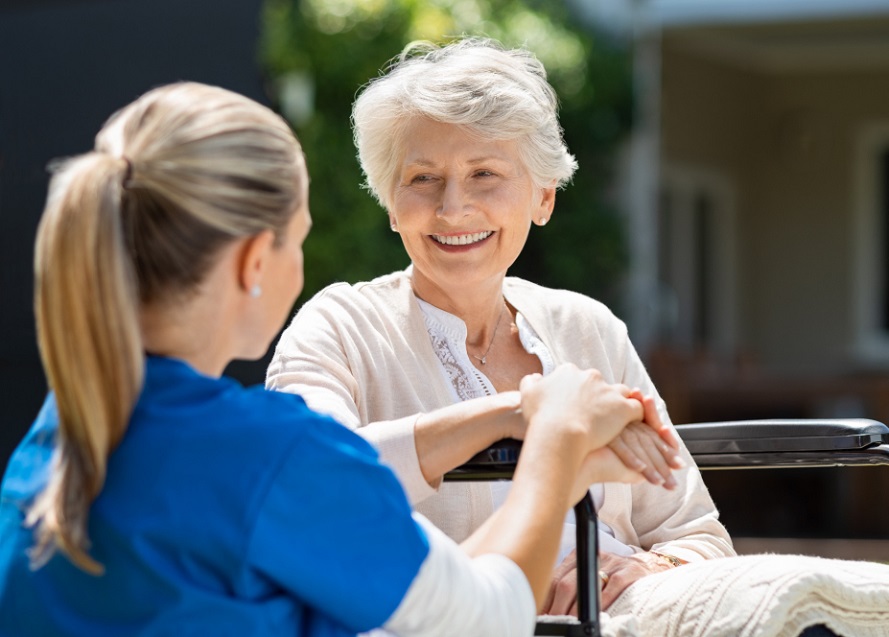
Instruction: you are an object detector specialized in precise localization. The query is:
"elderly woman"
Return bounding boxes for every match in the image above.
[266,38,734,613]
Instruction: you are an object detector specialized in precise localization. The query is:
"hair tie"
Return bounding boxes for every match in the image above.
[121,157,134,189]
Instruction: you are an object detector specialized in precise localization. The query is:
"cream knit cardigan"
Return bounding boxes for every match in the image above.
[267,269,734,563]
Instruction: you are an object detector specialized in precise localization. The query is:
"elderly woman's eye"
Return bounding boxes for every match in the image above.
[474,170,495,178]
[410,174,434,184]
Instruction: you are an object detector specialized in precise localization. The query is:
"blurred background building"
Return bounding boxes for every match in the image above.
[617,0,889,430]
[611,0,889,558]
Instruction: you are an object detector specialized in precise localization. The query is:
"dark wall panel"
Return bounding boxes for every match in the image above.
[0,0,267,470]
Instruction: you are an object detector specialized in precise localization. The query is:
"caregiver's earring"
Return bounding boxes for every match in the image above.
[538,217,549,226]
[250,284,262,298]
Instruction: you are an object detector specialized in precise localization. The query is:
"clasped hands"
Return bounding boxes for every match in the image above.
[518,364,684,494]
[519,364,686,613]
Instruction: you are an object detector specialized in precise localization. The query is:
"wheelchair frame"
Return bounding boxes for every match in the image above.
[444,418,889,636]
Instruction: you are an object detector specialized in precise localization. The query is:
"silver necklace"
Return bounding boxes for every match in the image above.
[469,302,507,365]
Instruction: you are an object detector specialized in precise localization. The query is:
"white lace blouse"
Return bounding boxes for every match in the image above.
[416,297,634,559]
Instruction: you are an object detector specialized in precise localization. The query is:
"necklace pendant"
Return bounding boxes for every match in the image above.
[480,357,487,365]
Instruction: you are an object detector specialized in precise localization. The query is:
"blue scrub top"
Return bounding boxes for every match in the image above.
[0,356,429,636]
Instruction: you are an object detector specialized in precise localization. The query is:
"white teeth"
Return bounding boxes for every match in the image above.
[432,231,493,246]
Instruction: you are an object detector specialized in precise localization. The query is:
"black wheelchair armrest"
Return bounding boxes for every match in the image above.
[445,438,523,481]
[674,418,889,469]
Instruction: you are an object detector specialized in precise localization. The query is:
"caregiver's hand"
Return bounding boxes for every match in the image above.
[519,366,642,451]
[607,393,684,490]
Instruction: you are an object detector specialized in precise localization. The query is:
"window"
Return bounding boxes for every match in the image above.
[853,124,889,362]
[880,148,889,332]
[657,165,737,355]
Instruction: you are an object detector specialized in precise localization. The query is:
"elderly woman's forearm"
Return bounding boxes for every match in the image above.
[412,391,523,485]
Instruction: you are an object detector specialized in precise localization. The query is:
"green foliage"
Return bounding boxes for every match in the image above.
[259,0,633,308]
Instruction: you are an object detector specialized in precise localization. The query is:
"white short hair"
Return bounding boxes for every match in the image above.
[352,38,578,209]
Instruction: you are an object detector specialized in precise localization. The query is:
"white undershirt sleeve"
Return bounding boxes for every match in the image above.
[365,513,536,637]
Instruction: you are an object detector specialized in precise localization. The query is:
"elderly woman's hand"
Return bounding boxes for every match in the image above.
[542,549,683,615]
[598,550,683,609]
[607,392,684,489]
[541,550,582,616]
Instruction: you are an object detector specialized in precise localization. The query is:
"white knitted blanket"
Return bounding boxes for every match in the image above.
[596,554,889,637]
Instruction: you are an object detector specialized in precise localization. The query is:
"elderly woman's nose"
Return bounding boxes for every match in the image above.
[436,180,471,219]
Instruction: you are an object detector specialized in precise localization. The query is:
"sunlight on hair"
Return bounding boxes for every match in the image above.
[408,2,588,98]
[499,9,587,96]
[409,5,456,42]
[300,0,587,94]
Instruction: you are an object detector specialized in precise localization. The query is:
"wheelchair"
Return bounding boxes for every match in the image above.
[445,418,889,636]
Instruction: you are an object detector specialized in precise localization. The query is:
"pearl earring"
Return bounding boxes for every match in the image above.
[250,285,262,298]
[390,223,398,232]
[539,217,548,226]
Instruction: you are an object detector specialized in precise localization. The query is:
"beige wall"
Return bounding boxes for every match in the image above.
[661,37,889,375]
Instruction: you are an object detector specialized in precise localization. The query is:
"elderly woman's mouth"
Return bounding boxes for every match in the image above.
[431,231,494,246]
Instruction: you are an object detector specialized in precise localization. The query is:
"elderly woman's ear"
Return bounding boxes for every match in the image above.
[535,184,557,226]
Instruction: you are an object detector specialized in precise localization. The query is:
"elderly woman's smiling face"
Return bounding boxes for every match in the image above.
[390,118,555,298]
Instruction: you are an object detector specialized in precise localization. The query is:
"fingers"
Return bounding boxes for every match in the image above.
[607,435,649,475]
[585,379,644,447]
[623,423,683,489]
[521,366,644,451]
[546,567,579,616]
[628,390,681,450]
[578,447,645,492]
[597,552,623,610]
[637,422,680,483]
[634,427,677,489]
[600,575,624,610]
[597,553,642,610]
[626,389,685,469]
[543,551,580,617]
[608,432,662,487]
[518,372,544,393]
[541,576,556,614]
[598,551,682,609]
[618,384,645,421]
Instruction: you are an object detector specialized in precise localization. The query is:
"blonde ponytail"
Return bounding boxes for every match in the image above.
[29,153,143,574]
[26,82,306,574]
